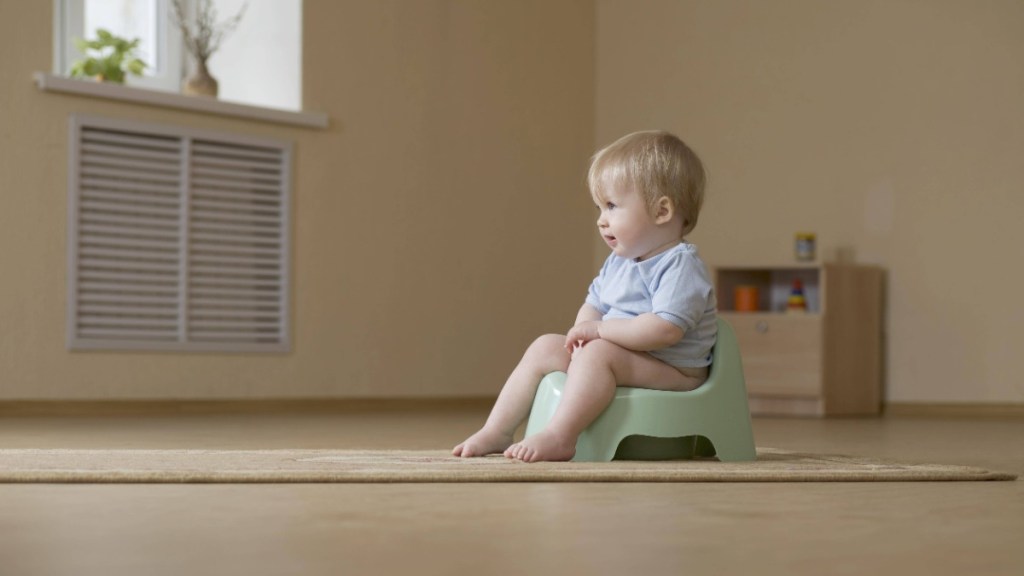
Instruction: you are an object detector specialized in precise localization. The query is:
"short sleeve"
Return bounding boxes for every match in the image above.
[650,252,712,331]
[584,255,612,314]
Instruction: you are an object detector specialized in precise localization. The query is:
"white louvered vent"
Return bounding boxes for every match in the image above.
[68,115,291,352]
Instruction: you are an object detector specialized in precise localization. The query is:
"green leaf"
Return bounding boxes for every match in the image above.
[126,59,146,75]
[68,28,148,82]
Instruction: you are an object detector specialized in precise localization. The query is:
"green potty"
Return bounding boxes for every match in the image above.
[524,318,757,462]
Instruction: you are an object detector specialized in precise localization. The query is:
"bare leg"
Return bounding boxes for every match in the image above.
[452,334,571,457]
[504,339,698,463]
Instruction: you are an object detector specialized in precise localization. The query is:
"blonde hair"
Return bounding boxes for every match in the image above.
[588,130,706,238]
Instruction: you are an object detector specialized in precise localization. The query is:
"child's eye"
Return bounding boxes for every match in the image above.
[606,202,616,210]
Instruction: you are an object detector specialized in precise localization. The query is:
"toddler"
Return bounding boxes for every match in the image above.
[453,130,717,463]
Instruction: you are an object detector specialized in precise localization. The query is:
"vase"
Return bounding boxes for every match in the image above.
[183,61,218,98]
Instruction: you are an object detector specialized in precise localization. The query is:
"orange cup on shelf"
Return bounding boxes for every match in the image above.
[734,285,759,312]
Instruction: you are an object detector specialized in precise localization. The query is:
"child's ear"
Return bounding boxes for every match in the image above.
[654,196,674,225]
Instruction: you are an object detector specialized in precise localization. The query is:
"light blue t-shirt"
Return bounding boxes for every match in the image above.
[585,243,717,368]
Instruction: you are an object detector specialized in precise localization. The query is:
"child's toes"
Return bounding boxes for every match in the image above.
[511,446,529,462]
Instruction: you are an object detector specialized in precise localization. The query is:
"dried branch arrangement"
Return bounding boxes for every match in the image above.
[171,0,248,64]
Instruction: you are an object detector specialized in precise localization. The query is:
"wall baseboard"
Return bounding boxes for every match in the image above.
[0,398,496,417]
[2,399,1021,419]
[884,402,1024,419]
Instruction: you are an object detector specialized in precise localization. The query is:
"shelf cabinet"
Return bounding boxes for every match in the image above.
[714,263,884,417]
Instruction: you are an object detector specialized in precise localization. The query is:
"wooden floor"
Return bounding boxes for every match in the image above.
[1,406,1021,576]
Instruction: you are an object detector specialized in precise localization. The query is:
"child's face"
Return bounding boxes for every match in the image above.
[594,185,676,261]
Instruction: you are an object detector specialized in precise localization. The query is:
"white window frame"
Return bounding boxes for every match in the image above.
[54,0,184,93]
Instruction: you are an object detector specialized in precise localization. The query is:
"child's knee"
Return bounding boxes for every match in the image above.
[526,334,570,368]
[571,339,619,365]
[530,334,565,353]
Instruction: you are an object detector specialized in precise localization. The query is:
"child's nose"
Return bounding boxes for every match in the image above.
[597,213,607,227]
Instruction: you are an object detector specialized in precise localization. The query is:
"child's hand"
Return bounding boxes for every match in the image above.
[565,321,602,351]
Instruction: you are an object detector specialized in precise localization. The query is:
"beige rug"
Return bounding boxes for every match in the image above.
[0,448,1015,483]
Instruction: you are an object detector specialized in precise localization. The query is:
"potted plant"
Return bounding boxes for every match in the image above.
[171,0,248,98]
[69,29,147,84]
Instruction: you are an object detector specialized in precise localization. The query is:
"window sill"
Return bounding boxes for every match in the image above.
[34,72,329,130]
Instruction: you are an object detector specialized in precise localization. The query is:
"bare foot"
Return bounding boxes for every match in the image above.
[452,428,514,458]
[503,430,576,463]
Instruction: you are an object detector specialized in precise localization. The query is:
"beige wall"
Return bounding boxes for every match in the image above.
[3,1,1022,405]
[0,0,596,399]
[597,0,1024,403]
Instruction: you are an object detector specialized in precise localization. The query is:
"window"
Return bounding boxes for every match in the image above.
[55,0,183,92]
[54,0,302,111]
[67,115,292,352]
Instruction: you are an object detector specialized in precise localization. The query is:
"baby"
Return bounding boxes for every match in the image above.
[453,130,717,463]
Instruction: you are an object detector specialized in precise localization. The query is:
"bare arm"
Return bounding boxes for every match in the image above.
[565,312,684,353]
[597,314,683,351]
[574,303,603,325]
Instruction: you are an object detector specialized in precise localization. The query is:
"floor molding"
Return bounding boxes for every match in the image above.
[0,398,496,417]
[3,399,1022,419]
[885,402,1024,419]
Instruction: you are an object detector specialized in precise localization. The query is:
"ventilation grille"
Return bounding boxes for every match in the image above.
[68,115,290,352]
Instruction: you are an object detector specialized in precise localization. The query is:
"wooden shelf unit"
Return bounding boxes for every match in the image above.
[715,263,884,417]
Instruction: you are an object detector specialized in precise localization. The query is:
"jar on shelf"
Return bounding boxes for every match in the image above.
[734,285,759,312]
[795,233,816,261]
